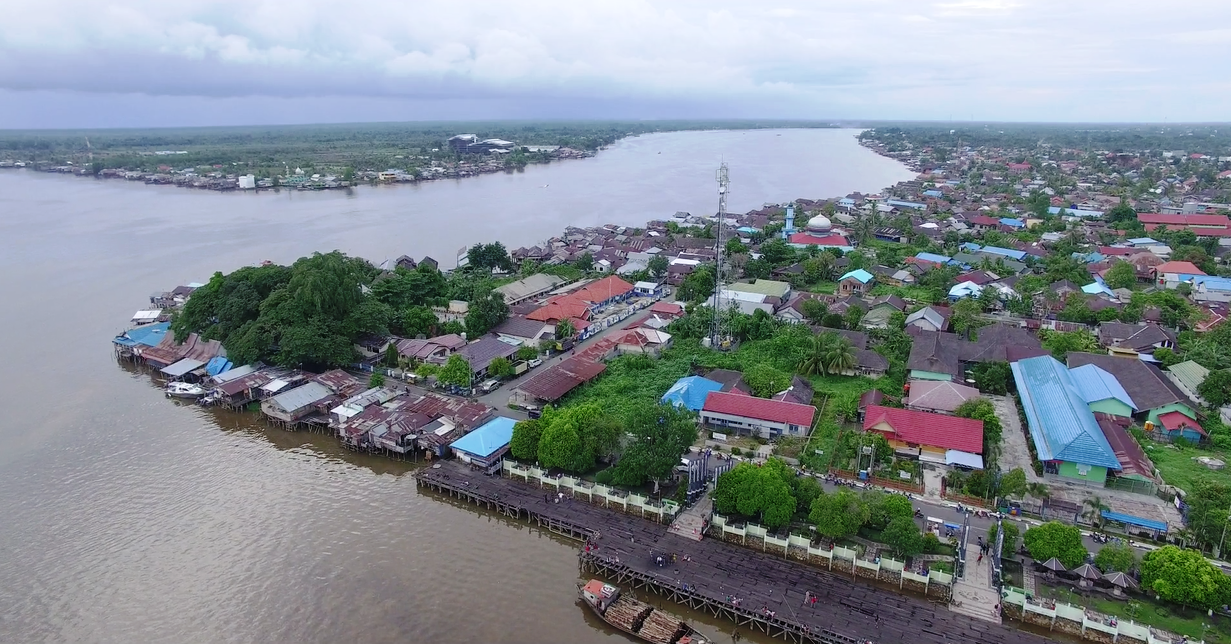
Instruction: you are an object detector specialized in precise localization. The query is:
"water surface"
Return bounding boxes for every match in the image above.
[0,128,911,643]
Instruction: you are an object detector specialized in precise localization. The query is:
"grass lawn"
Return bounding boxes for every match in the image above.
[808,281,837,294]
[1037,584,1231,641]
[1143,441,1231,495]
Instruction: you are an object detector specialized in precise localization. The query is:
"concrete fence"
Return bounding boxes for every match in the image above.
[709,514,953,601]
[1001,588,1196,644]
[502,460,681,523]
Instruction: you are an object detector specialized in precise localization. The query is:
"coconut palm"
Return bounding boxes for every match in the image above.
[822,335,857,376]
[555,319,576,340]
[1083,496,1109,530]
[796,333,836,376]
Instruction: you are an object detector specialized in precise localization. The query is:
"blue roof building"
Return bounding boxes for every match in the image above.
[661,376,723,411]
[737,226,761,234]
[1082,279,1115,298]
[1128,238,1159,246]
[886,199,927,211]
[923,189,944,198]
[979,246,1028,261]
[839,269,875,284]
[915,252,953,265]
[999,218,1026,229]
[1011,356,1122,485]
[450,416,517,472]
[948,281,983,300]
[112,321,171,348]
[1069,364,1137,417]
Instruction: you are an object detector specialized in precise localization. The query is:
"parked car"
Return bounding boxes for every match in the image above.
[528,358,543,368]
[479,379,500,393]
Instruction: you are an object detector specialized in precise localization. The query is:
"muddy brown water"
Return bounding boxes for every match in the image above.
[0,128,911,643]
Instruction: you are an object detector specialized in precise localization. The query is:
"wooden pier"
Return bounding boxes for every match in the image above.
[415,462,1054,644]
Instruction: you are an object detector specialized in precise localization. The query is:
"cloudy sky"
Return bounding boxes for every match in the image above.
[1,0,1228,128]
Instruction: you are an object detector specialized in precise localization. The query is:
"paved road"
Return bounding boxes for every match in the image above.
[474,294,675,417]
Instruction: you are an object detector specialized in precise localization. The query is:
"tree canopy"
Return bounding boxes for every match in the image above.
[610,402,699,488]
[172,251,388,368]
[809,488,869,540]
[712,459,798,529]
[881,516,925,558]
[523,403,623,474]
[1022,521,1087,569]
[1094,542,1138,574]
[1140,546,1231,610]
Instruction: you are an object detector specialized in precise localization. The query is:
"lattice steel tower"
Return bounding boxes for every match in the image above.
[709,163,730,350]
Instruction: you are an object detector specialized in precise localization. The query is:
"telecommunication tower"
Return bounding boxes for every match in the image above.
[709,163,730,350]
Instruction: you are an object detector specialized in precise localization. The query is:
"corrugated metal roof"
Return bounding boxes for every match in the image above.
[161,358,205,377]
[1167,360,1210,396]
[269,381,332,412]
[1011,356,1122,469]
[1069,364,1137,411]
[450,416,516,458]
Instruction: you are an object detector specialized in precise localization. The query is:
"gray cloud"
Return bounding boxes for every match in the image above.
[1,0,1230,127]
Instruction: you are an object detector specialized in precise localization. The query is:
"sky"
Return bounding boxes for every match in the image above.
[2,0,1230,129]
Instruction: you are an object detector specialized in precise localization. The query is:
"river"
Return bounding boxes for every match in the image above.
[0,128,912,644]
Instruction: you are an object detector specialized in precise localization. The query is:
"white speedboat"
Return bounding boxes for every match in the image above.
[165,382,206,399]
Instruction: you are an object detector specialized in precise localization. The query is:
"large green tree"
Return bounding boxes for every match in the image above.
[510,418,543,461]
[1103,260,1138,291]
[465,290,509,336]
[1199,370,1231,408]
[610,402,699,489]
[809,489,869,540]
[533,402,622,473]
[881,516,925,558]
[437,354,472,388]
[1140,546,1231,610]
[1022,521,1087,568]
[712,458,799,529]
[1184,480,1231,551]
[1094,542,1138,573]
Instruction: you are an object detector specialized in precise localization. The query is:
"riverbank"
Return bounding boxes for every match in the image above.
[1,127,919,644]
[9,145,595,192]
[418,460,1051,644]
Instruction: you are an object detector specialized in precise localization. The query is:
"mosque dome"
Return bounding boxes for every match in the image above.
[806,214,832,232]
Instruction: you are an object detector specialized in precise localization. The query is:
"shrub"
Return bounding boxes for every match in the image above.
[594,469,615,485]
[730,447,743,456]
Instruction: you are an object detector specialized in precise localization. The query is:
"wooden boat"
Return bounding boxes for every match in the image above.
[579,579,711,644]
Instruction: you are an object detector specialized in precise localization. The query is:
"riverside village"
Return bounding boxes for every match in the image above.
[112,127,1231,644]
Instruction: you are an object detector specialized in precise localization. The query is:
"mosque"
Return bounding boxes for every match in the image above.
[782,205,853,251]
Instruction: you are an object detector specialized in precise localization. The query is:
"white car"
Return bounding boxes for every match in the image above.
[528,358,543,368]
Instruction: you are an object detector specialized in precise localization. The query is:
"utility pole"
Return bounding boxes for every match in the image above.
[709,162,730,350]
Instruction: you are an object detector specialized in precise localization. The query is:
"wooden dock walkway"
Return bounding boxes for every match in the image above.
[415,462,1053,644]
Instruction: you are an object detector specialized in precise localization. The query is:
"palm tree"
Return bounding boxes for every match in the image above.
[555,319,576,340]
[796,333,835,376]
[822,335,857,376]
[1083,496,1109,530]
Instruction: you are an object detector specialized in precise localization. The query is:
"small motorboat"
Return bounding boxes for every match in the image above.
[579,579,711,644]
[165,382,206,399]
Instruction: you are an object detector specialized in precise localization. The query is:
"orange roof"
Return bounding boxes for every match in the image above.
[1155,261,1205,276]
[571,275,634,303]
[526,300,592,323]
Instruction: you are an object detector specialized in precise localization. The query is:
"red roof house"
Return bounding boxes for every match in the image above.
[1154,261,1206,278]
[863,405,984,456]
[699,391,816,439]
[571,275,634,305]
[1138,213,1231,230]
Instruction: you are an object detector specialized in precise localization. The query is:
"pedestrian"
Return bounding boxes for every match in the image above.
[977,552,983,563]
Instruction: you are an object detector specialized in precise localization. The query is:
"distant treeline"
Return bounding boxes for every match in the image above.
[860,122,1231,156]
[0,119,839,174]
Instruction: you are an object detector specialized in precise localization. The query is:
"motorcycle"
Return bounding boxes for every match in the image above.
[914,509,924,519]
